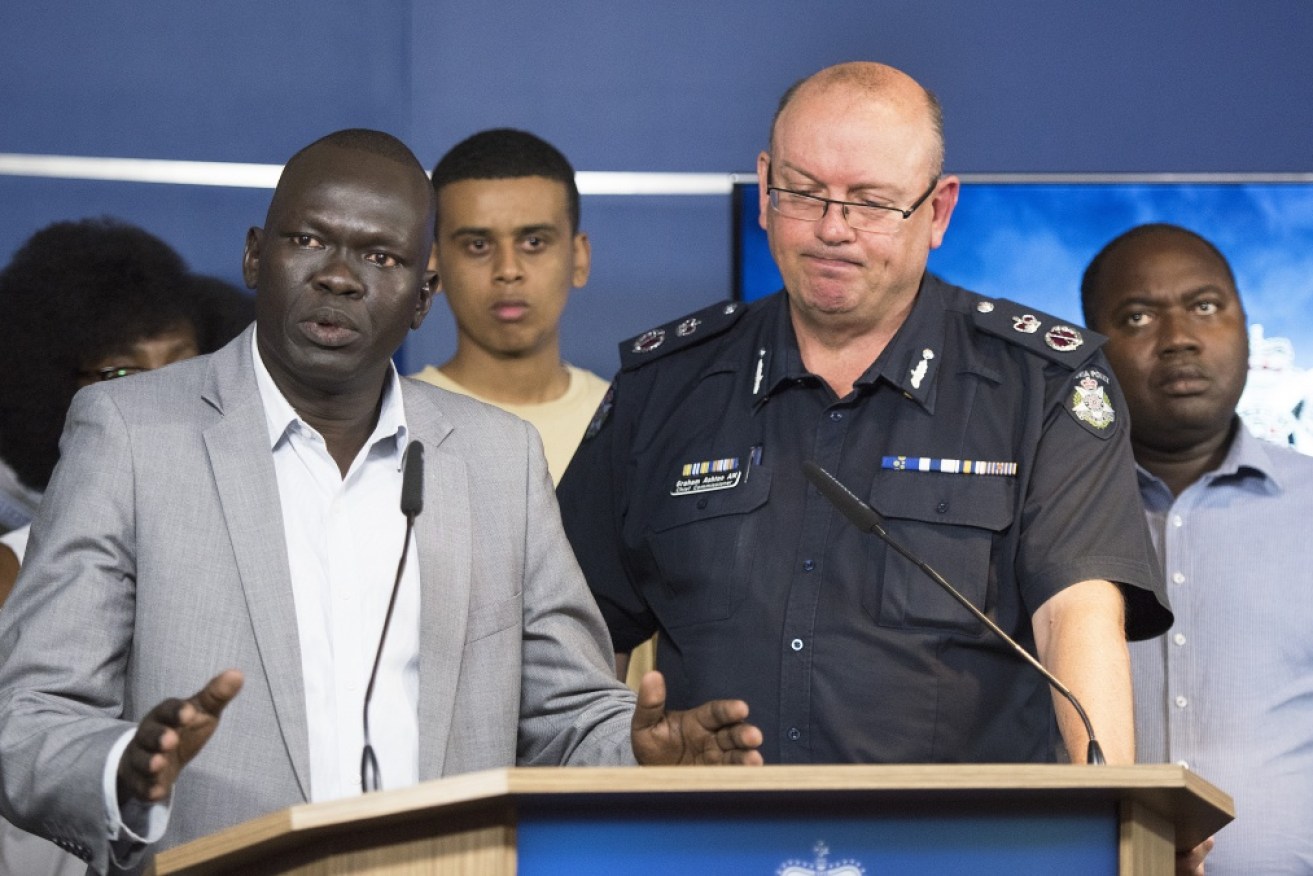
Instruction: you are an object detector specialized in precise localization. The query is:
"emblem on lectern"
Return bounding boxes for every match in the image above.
[777,841,866,876]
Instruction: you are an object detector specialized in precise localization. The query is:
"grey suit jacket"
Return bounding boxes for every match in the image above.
[0,328,636,874]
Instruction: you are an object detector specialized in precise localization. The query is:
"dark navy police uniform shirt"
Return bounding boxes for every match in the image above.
[558,275,1171,764]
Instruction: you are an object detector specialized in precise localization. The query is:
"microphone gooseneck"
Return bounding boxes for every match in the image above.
[361,440,426,793]
[801,460,1107,766]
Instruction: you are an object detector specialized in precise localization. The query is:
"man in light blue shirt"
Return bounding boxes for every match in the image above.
[1082,223,1313,875]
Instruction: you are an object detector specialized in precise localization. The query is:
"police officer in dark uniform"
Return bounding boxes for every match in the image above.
[558,61,1171,765]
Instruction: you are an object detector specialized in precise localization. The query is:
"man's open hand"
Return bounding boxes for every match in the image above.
[116,669,244,805]
[630,671,763,765]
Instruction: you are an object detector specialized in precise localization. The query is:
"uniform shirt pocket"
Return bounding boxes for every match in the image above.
[864,475,1015,634]
[642,470,771,629]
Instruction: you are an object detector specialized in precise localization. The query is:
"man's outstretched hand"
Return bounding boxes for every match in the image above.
[116,669,244,806]
[630,671,763,765]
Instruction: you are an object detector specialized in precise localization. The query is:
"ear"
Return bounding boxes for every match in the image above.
[425,241,445,296]
[242,227,263,291]
[571,232,592,288]
[412,268,437,330]
[927,175,960,251]
[756,151,772,232]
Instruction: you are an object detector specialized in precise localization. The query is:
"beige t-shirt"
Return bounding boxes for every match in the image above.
[410,364,610,485]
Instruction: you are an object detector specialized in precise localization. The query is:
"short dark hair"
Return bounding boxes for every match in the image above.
[0,218,194,491]
[431,128,581,233]
[1080,223,1238,329]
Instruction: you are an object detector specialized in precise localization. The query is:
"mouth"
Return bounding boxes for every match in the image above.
[1156,365,1211,396]
[801,251,864,272]
[491,300,530,322]
[299,308,361,348]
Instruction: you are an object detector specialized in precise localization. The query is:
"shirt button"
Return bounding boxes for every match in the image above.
[696,497,708,509]
[1172,515,1184,527]
[787,727,801,741]
[802,559,815,572]
[1173,633,1187,646]
[829,411,843,421]
[791,638,804,651]
[1176,759,1191,770]
[1175,695,1189,708]
[1171,572,1185,585]
[936,502,948,514]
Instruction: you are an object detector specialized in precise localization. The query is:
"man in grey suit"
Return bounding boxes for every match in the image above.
[0,129,761,875]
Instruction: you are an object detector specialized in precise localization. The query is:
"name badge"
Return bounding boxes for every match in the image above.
[671,457,741,495]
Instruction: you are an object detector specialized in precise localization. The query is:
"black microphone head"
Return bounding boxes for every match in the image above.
[401,440,425,517]
[802,461,883,533]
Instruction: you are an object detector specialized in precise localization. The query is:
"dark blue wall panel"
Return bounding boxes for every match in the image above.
[3,1,1311,378]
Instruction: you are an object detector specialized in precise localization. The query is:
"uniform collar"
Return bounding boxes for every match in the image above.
[736,292,809,409]
[747,279,948,413]
[859,274,948,413]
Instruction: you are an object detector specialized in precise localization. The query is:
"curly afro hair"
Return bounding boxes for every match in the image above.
[0,217,194,491]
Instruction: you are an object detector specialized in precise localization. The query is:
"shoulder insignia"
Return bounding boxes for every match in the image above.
[1066,365,1118,439]
[582,384,615,441]
[618,299,746,371]
[971,297,1105,368]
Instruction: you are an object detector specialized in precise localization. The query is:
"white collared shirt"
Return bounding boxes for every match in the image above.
[251,332,421,800]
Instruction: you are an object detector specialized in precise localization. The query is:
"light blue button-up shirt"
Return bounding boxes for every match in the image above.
[1131,424,1313,874]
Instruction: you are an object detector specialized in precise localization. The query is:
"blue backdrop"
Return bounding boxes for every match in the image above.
[3,2,1312,378]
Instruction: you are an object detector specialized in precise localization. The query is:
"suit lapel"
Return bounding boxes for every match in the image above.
[402,382,469,780]
[202,333,312,801]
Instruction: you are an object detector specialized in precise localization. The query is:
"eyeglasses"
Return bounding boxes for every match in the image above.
[767,177,939,235]
[80,365,148,382]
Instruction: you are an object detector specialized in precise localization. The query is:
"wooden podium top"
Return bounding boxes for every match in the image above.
[156,764,1234,874]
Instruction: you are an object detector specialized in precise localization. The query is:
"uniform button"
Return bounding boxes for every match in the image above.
[1172,515,1184,527]
[791,638,804,651]
[829,410,843,421]
[1173,633,1187,646]
[1175,695,1189,708]
[787,727,801,741]
[1171,572,1185,585]
[696,497,708,509]
[802,559,815,572]
[936,502,948,513]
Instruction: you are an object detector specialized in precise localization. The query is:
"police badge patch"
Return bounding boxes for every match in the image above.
[1067,367,1117,437]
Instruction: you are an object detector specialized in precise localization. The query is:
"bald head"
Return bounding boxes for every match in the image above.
[770,62,945,177]
[268,129,434,228]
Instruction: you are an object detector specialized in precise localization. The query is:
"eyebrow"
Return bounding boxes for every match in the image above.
[1110,283,1232,312]
[772,160,900,197]
[448,223,560,238]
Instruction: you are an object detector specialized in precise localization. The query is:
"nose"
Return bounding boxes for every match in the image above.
[492,246,524,283]
[1156,309,1200,356]
[313,250,364,298]
[814,199,857,245]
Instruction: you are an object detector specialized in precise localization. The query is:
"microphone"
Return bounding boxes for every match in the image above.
[801,460,1107,766]
[361,440,425,792]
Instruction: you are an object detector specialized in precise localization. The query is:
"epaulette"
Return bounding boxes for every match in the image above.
[618,299,747,372]
[970,296,1105,369]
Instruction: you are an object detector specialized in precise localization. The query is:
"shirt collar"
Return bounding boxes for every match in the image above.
[1136,417,1281,497]
[861,274,948,412]
[749,278,947,412]
[250,328,410,465]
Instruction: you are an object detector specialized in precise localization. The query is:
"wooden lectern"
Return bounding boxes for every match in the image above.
[154,764,1232,875]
